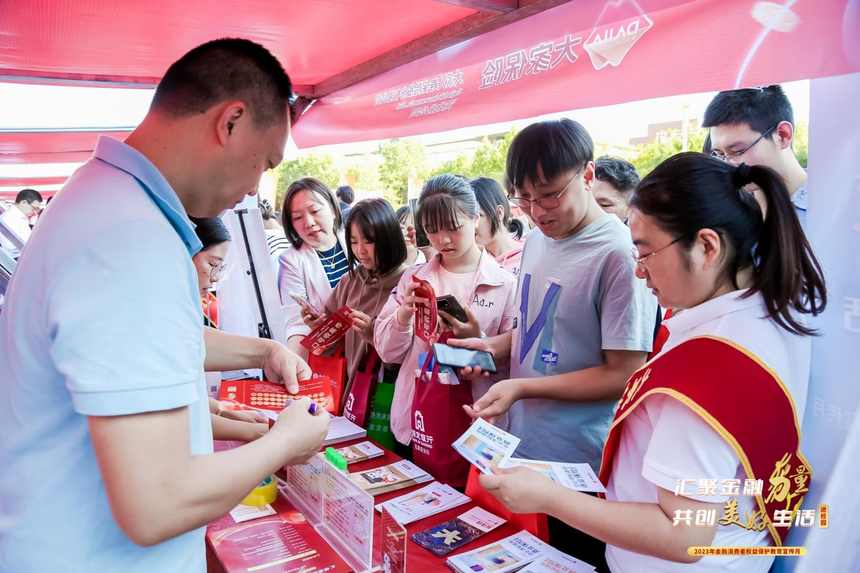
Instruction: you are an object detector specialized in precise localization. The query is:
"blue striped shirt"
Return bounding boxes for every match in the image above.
[317,242,349,288]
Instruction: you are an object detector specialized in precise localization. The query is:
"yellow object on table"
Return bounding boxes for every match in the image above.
[241,475,278,507]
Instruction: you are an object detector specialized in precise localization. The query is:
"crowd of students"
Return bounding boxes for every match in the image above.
[0,38,823,573]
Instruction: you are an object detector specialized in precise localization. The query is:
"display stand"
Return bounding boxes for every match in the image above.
[208,439,523,573]
[284,454,326,526]
[381,507,407,573]
[217,207,287,379]
[316,458,378,573]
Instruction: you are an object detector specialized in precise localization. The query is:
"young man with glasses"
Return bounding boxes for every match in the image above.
[454,119,657,569]
[703,85,808,228]
[0,188,42,260]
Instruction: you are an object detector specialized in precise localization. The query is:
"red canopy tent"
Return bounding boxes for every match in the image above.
[2,2,860,565]
[0,0,579,188]
[0,0,858,162]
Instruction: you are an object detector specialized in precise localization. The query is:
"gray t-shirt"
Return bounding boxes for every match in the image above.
[507,215,658,467]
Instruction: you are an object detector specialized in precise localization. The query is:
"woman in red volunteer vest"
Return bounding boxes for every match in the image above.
[479,153,825,572]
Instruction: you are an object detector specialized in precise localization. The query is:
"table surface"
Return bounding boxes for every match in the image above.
[207,438,524,573]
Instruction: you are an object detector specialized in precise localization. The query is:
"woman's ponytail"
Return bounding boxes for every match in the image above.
[631,153,825,337]
[508,217,525,239]
[745,164,826,335]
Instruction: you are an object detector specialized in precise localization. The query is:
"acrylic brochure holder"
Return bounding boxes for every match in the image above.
[319,459,376,572]
[285,455,377,572]
[381,507,407,573]
[284,454,326,526]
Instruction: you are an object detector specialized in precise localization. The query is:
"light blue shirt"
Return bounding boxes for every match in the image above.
[791,172,808,230]
[507,215,657,467]
[0,136,212,572]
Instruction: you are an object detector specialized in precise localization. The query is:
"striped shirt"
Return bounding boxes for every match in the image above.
[265,230,290,258]
[316,242,349,288]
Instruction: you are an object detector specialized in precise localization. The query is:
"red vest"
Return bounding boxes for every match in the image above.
[599,336,810,546]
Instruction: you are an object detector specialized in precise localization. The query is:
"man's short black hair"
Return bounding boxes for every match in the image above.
[336,186,355,205]
[702,85,794,135]
[151,38,293,129]
[506,119,593,190]
[594,157,639,196]
[16,188,42,204]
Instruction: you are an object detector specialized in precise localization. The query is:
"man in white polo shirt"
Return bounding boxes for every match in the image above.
[0,188,42,259]
[0,39,328,573]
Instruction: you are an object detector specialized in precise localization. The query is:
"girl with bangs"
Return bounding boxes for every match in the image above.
[301,198,409,407]
[375,174,518,458]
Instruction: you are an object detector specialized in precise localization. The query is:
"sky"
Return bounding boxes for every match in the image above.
[0,79,810,184]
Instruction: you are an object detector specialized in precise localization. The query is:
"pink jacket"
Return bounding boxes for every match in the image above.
[495,241,524,278]
[374,248,517,445]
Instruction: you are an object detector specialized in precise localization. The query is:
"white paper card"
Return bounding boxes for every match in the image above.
[452,418,521,475]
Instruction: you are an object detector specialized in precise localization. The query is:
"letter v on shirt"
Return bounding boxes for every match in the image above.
[518,273,562,365]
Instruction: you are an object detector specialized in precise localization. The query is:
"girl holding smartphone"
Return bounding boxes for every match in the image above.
[374,175,517,453]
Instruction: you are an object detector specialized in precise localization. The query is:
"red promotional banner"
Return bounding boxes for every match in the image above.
[292,0,860,147]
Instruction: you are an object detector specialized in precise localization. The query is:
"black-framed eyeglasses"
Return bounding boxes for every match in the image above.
[630,234,688,268]
[509,164,585,210]
[710,124,777,164]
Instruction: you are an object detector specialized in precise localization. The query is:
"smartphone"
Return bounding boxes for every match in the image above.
[432,343,498,374]
[288,291,321,319]
[409,198,431,249]
[436,295,468,323]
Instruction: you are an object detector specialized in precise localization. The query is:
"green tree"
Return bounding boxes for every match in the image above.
[471,127,518,183]
[345,154,382,193]
[629,124,709,177]
[794,121,808,168]
[378,138,428,206]
[429,152,472,179]
[276,151,341,207]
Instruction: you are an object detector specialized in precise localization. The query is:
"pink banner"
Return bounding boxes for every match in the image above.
[292,0,860,148]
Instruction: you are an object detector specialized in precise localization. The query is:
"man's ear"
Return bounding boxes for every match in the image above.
[774,120,795,150]
[582,161,595,191]
[216,103,246,146]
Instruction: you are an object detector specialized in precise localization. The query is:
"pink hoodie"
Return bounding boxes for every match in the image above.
[374,248,517,445]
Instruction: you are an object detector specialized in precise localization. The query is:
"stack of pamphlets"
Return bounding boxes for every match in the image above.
[323,416,367,445]
[375,482,470,525]
[336,441,384,464]
[256,409,366,446]
[519,545,596,573]
[500,459,606,493]
[348,460,433,496]
[446,531,547,573]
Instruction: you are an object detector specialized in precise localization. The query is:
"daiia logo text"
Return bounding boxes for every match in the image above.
[584,14,653,70]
